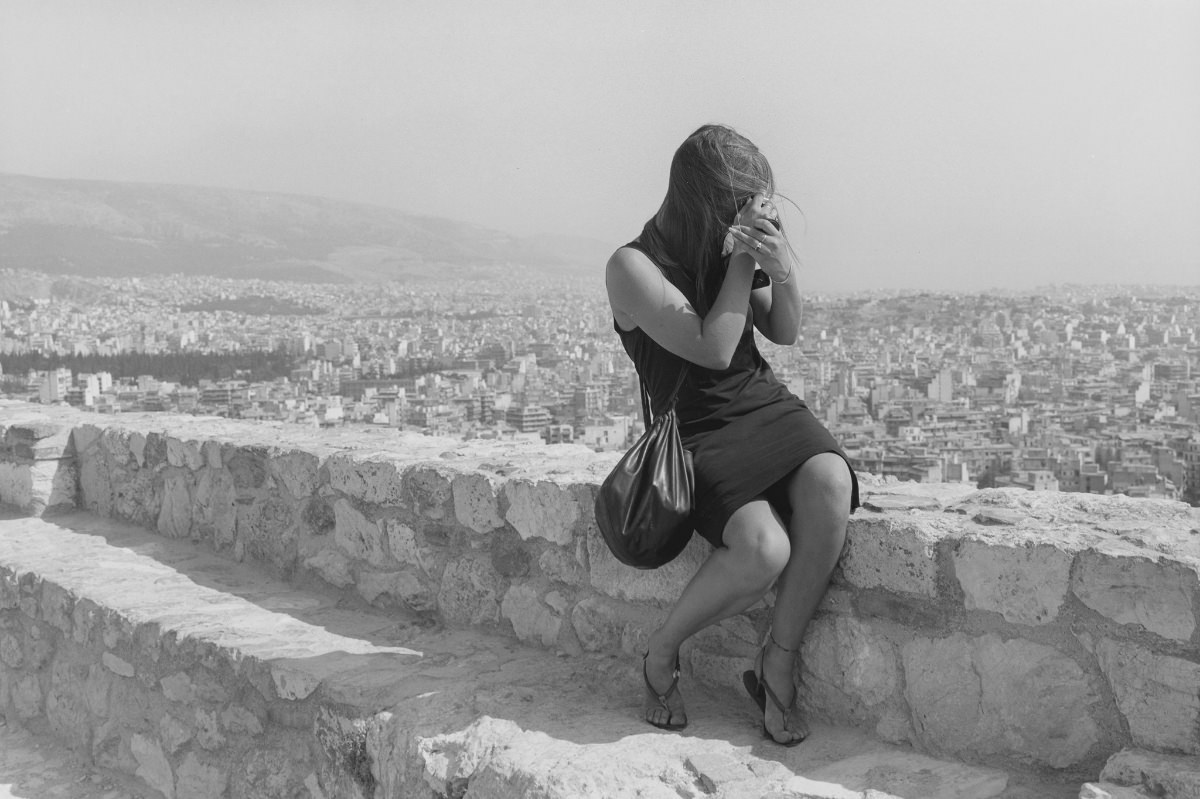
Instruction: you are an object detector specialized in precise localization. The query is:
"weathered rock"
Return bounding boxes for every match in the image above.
[840,516,942,597]
[304,548,355,588]
[501,583,562,647]
[1094,638,1200,754]
[1079,783,1154,798]
[158,471,193,539]
[333,499,388,567]
[406,465,453,520]
[802,616,902,729]
[357,568,435,612]
[452,472,504,533]
[953,539,1071,625]
[175,752,228,799]
[1073,549,1197,641]
[270,450,319,500]
[438,554,504,626]
[1099,747,1200,799]
[902,633,1102,767]
[504,479,578,546]
[131,733,175,799]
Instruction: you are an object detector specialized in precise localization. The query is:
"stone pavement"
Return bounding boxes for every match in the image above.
[0,511,1092,798]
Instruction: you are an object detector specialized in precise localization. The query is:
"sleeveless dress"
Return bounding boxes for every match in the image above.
[615,227,860,548]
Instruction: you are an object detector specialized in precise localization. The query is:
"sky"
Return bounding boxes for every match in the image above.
[1,0,1198,293]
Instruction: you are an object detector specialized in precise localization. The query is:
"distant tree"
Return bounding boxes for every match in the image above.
[976,468,997,489]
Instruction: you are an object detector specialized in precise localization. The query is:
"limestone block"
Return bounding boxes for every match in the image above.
[160,713,193,753]
[971,636,1101,767]
[334,499,388,567]
[357,568,436,612]
[304,548,355,588]
[538,547,585,586]
[166,437,204,470]
[161,671,196,704]
[0,571,16,609]
[953,540,1071,625]
[504,479,578,546]
[271,661,322,701]
[802,616,901,723]
[0,632,22,667]
[46,657,91,750]
[132,733,176,799]
[158,470,194,539]
[201,440,222,470]
[1095,638,1200,755]
[194,707,225,750]
[126,431,147,468]
[491,533,532,578]
[71,597,100,645]
[902,633,1102,768]
[194,468,237,549]
[501,584,562,647]
[900,633,974,753]
[385,519,446,578]
[176,753,228,799]
[69,424,103,457]
[40,581,74,634]
[1073,550,1197,641]
[0,462,32,509]
[93,719,136,773]
[452,472,504,533]
[438,554,504,626]
[229,743,314,799]
[103,651,136,677]
[270,450,319,500]
[840,516,941,597]
[77,449,115,516]
[326,455,404,506]
[12,672,42,719]
[407,465,453,520]
[83,663,112,718]
[586,526,708,604]
[1100,748,1200,799]
[570,596,624,652]
[237,496,299,570]
[221,705,264,736]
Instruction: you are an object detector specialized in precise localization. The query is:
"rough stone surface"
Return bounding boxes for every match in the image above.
[504,480,578,546]
[953,539,1071,625]
[452,472,504,533]
[1094,638,1200,755]
[130,733,175,799]
[438,554,504,626]
[1099,747,1200,799]
[500,583,562,647]
[839,516,943,597]
[1073,549,1197,641]
[333,499,388,568]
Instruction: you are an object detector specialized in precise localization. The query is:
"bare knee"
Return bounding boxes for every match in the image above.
[725,520,790,590]
[792,453,853,515]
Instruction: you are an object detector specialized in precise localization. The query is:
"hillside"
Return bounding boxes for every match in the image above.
[0,174,606,283]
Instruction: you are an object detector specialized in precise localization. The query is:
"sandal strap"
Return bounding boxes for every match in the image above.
[643,652,680,703]
[768,628,799,654]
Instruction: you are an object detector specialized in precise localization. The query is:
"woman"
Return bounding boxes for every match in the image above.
[605,124,859,746]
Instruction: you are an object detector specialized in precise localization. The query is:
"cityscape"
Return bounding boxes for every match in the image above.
[2,267,1197,507]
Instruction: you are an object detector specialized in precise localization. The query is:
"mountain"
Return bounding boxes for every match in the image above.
[0,174,608,283]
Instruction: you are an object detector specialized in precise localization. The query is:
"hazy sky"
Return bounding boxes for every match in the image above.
[2,0,1198,292]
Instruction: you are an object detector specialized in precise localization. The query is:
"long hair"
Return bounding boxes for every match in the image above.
[652,124,775,316]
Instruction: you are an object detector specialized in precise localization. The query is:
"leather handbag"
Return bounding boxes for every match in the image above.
[594,366,694,569]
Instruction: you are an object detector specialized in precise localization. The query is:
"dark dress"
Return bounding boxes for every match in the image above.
[615,228,860,548]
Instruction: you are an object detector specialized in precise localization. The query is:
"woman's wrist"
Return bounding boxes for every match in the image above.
[773,262,793,285]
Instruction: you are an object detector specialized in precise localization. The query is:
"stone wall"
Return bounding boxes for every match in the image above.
[3,401,1199,778]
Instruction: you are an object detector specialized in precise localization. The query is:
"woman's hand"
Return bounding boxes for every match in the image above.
[726,194,794,285]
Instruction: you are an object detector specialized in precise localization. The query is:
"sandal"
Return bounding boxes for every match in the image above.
[642,650,688,730]
[741,629,807,746]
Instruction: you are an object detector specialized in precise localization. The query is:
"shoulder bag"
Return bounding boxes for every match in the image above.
[594,366,694,569]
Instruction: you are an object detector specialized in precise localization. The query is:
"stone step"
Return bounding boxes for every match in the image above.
[1,511,1080,799]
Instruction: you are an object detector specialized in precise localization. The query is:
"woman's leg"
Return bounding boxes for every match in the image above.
[760,453,853,742]
[644,498,791,726]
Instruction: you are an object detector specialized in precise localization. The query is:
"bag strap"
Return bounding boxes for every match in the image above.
[640,363,689,427]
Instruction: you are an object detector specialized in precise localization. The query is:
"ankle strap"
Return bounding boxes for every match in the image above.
[768,628,799,654]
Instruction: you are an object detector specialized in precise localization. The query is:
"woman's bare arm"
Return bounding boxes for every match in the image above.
[606,247,757,371]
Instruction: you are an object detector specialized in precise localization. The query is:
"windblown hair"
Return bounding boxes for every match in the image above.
[650,124,775,316]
